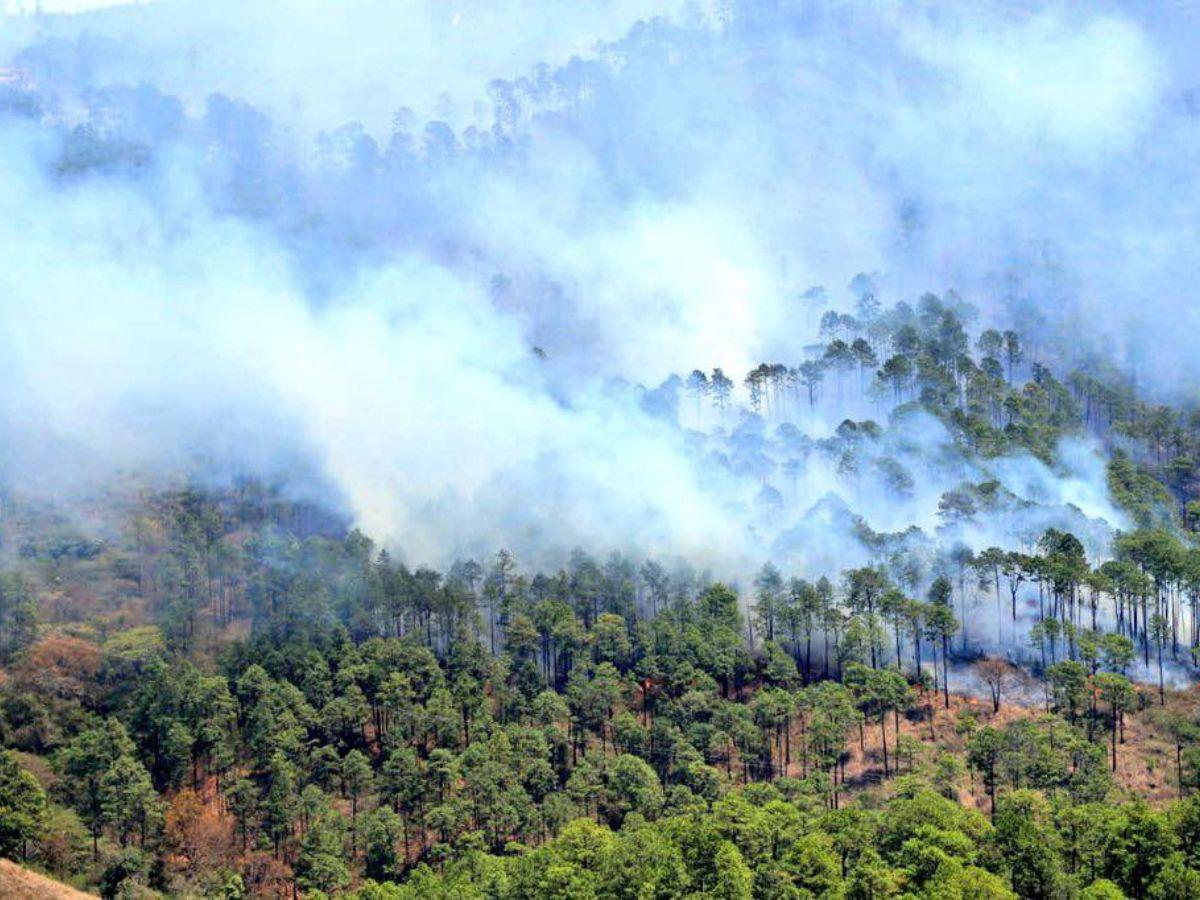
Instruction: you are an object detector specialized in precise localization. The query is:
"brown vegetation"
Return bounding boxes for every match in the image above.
[0,859,95,900]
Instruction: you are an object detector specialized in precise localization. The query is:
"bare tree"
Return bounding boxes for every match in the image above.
[978,658,1016,713]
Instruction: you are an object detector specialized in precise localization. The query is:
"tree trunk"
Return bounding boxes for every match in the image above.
[941,635,950,708]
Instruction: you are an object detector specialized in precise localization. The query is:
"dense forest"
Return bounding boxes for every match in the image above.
[6,290,1200,897]
[5,0,1200,898]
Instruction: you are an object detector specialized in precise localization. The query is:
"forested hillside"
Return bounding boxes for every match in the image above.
[5,309,1200,896]
[4,486,1200,898]
[4,0,1200,897]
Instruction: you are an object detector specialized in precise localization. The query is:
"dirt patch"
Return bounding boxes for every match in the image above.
[0,859,96,899]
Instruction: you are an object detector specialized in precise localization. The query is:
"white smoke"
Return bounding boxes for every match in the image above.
[0,0,1190,577]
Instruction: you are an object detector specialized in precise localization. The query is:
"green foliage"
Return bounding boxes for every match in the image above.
[0,749,47,857]
[5,474,1200,898]
[990,790,1062,899]
[1108,452,1177,528]
[296,810,352,895]
[0,573,38,663]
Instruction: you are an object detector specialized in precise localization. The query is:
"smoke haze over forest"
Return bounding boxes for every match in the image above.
[1,0,1198,576]
[11,8,1200,898]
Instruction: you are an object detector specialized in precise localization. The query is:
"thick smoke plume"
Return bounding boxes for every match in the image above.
[0,0,1195,586]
